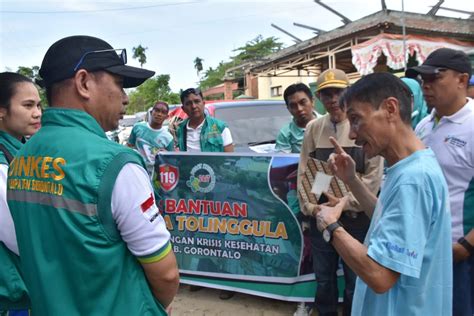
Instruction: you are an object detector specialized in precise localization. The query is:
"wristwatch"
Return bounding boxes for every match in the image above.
[323,222,343,243]
[458,237,474,256]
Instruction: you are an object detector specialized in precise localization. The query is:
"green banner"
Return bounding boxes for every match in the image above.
[154,152,318,301]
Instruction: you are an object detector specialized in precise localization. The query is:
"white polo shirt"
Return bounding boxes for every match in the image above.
[186,120,233,152]
[416,98,474,242]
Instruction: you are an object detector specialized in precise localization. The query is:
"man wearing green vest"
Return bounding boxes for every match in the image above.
[175,88,234,152]
[7,35,179,315]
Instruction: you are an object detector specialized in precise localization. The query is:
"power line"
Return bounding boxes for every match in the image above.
[0,1,197,14]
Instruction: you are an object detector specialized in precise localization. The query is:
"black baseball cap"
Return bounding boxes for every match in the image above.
[406,48,472,78]
[38,35,155,88]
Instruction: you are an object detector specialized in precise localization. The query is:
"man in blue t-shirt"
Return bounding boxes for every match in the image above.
[315,73,452,315]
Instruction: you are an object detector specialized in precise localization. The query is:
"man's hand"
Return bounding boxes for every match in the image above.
[316,196,349,232]
[328,137,357,184]
[453,242,470,263]
[305,192,339,217]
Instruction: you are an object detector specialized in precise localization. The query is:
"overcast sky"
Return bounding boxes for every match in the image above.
[1,0,472,91]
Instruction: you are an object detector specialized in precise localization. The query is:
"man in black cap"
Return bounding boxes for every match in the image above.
[7,35,179,315]
[407,47,474,316]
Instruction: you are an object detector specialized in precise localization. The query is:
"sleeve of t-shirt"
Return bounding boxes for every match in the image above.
[275,128,292,153]
[0,164,19,255]
[127,125,137,146]
[221,127,233,146]
[111,163,171,263]
[366,183,432,278]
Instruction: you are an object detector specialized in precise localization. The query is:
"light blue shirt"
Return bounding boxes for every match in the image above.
[128,122,174,173]
[275,120,305,153]
[352,149,452,316]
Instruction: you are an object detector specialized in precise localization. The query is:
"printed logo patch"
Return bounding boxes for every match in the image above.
[159,164,179,192]
[186,163,216,193]
[141,193,160,223]
[444,135,466,148]
[383,241,418,259]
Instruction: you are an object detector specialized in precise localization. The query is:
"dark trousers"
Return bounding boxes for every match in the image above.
[453,255,474,316]
[310,212,370,316]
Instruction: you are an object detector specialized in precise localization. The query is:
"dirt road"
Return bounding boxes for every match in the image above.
[171,285,299,316]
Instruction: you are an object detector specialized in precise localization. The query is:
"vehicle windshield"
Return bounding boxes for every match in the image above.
[213,103,291,150]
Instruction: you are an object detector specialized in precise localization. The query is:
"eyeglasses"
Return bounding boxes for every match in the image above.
[73,48,127,72]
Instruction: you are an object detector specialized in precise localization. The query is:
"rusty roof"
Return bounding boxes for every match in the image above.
[250,9,474,72]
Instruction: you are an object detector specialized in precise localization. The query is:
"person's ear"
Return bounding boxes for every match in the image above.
[74,69,93,100]
[458,73,470,90]
[382,97,399,122]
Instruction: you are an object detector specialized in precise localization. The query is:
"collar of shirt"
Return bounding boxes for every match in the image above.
[429,98,473,125]
[186,119,205,131]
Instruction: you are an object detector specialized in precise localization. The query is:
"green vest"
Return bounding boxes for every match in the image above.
[7,108,166,315]
[176,115,228,152]
[0,131,30,310]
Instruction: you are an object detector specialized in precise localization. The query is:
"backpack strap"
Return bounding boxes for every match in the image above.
[0,144,13,164]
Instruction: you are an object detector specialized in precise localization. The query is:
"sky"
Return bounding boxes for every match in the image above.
[1,0,473,92]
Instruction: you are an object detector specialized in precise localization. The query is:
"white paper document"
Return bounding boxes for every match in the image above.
[311,171,333,197]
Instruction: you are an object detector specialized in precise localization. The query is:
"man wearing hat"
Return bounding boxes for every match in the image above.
[7,35,179,315]
[297,69,383,316]
[407,47,474,316]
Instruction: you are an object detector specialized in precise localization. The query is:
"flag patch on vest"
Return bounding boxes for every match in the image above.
[141,194,159,223]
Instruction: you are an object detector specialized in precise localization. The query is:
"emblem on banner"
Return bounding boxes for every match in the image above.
[159,164,179,192]
[186,163,216,193]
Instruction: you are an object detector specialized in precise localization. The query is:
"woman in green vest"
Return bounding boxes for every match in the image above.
[0,72,42,315]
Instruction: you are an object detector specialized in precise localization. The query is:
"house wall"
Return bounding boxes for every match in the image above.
[257,70,315,100]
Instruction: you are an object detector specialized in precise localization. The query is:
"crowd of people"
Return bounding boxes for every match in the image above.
[0,33,473,316]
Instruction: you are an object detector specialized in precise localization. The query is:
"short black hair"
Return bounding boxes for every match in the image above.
[344,73,412,125]
[180,87,203,104]
[283,83,313,105]
[152,100,169,112]
[0,72,34,110]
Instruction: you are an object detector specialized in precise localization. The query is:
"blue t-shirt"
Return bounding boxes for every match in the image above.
[352,149,452,316]
[128,122,174,173]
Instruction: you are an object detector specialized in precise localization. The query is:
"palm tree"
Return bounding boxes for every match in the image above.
[194,57,204,76]
[132,45,148,68]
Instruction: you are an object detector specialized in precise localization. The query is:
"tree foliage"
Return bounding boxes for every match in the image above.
[194,57,204,76]
[127,74,180,114]
[132,45,148,68]
[198,35,283,90]
[232,35,283,63]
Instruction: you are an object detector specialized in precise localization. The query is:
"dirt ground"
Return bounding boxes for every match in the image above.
[171,285,301,316]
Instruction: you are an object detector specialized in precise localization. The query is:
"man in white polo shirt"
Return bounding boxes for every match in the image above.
[407,48,474,316]
[175,88,233,153]
[174,88,234,300]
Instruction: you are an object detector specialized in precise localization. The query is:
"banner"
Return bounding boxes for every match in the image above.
[154,152,321,302]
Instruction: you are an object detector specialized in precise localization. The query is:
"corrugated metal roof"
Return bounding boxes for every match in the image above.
[250,9,474,72]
